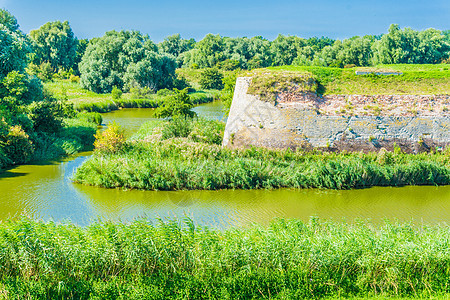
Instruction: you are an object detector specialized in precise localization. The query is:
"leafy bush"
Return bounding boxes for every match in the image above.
[130,86,153,99]
[93,122,126,154]
[4,125,34,164]
[199,68,224,89]
[189,118,225,145]
[156,88,173,96]
[0,146,11,169]
[217,59,241,70]
[111,85,122,100]
[172,74,190,90]
[155,88,196,119]
[69,74,80,83]
[161,117,193,140]
[27,100,64,133]
[221,71,238,115]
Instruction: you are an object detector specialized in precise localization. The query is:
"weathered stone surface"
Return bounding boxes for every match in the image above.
[223,77,450,152]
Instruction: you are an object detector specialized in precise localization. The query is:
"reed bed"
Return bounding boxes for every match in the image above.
[74,130,450,190]
[0,218,449,299]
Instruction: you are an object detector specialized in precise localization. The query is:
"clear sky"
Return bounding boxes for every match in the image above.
[1,0,449,42]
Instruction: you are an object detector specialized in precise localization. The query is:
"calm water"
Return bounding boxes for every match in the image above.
[1,101,450,227]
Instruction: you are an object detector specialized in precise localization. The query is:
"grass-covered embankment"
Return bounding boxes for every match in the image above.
[73,120,450,190]
[0,217,449,299]
[45,79,221,113]
[267,64,450,95]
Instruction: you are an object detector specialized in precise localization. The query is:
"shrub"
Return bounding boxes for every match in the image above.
[69,74,80,83]
[0,146,11,169]
[155,88,196,119]
[93,122,126,154]
[172,74,190,90]
[217,59,241,71]
[27,101,63,134]
[156,88,173,96]
[76,112,103,125]
[37,62,54,81]
[111,85,122,100]
[161,118,193,140]
[4,125,34,164]
[130,86,153,99]
[189,119,225,145]
[199,68,224,90]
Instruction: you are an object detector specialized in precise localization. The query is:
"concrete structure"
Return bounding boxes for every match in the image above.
[223,77,450,153]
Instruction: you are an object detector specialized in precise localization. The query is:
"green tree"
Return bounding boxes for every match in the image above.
[158,34,195,57]
[0,9,19,32]
[73,38,89,75]
[0,9,30,78]
[372,24,449,64]
[155,88,196,119]
[80,30,176,93]
[270,35,305,66]
[199,68,224,90]
[182,34,224,68]
[29,21,78,70]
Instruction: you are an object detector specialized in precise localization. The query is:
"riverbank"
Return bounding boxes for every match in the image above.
[73,120,450,191]
[0,217,449,299]
[0,112,99,171]
[45,78,222,113]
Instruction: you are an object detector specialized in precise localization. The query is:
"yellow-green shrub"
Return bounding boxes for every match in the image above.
[5,125,34,164]
[93,122,126,154]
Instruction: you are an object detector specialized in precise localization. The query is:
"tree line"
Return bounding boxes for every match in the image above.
[0,9,98,169]
[1,8,450,97]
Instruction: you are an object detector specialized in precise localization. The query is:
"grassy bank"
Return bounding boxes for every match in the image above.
[0,217,449,299]
[45,79,221,113]
[267,64,450,95]
[73,120,450,191]
[30,114,98,161]
[0,112,99,171]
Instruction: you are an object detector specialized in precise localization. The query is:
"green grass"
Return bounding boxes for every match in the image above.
[267,64,450,95]
[176,68,236,90]
[73,120,450,191]
[45,79,221,113]
[0,217,450,299]
[245,69,317,102]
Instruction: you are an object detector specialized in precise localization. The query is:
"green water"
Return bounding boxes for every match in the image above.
[1,101,450,227]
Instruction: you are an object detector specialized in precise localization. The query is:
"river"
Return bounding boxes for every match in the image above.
[1,101,450,227]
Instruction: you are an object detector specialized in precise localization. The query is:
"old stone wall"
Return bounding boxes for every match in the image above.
[223,77,450,153]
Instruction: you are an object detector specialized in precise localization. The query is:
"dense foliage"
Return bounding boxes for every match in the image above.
[0,10,98,170]
[1,217,450,299]
[28,21,78,70]
[155,88,196,119]
[0,10,30,78]
[79,30,177,93]
[175,25,449,70]
[199,68,224,89]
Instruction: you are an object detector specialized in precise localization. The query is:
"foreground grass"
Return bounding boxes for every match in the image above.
[44,79,221,113]
[73,120,450,191]
[268,64,450,95]
[0,217,449,299]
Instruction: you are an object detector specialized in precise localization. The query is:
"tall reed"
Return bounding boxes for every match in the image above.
[74,129,450,190]
[0,218,449,299]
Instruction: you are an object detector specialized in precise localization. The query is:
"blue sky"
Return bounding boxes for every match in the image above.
[1,0,449,42]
